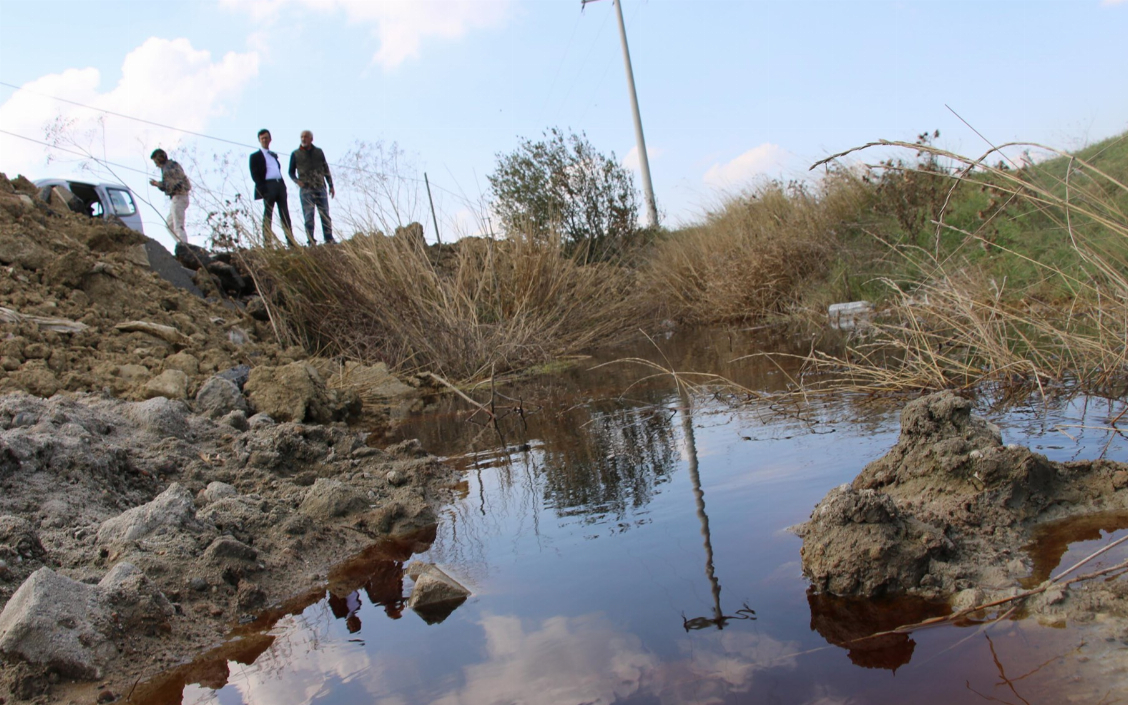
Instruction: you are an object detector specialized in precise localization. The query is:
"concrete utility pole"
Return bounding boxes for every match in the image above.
[581,0,659,228]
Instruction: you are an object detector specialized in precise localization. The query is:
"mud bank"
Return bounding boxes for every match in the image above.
[0,391,459,703]
[0,174,463,703]
[797,391,1128,698]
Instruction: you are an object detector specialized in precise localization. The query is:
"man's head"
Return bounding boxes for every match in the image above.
[257,129,272,149]
[300,130,313,148]
[150,148,168,166]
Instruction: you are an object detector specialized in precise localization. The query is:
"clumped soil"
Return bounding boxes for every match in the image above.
[0,176,460,703]
[797,391,1128,700]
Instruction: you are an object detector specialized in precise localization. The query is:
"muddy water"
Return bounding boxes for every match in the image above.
[151,329,1128,705]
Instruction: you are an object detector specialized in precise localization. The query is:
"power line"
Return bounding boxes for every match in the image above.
[0,80,252,149]
[538,11,584,124]
[0,129,151,176]
[0,79,469,193]
[0,81,487,214]
[553,4,614,125]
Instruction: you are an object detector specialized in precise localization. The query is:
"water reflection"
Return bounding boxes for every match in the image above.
[133,329,1128,704]
[132,531,435,705]
[1020,511,1128,587]
[677,387,756,632]
[806,592,949,672]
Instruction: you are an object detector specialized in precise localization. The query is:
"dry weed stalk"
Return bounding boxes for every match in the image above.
[803,140,1128,398]
[641,175,872,324]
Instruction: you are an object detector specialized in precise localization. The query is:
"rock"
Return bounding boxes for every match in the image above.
[228,327,250,346]
[0,563,171,680]
[197,498,263,543]
[0,568,105,678]
[0,515,45,559]
[142,369,189,400]
[244,362,360,424]
[205,261,246,293]
[298,479,368,519]
[0,232,52,270]
[201,536,258,563]
[123,396,191,438]
[216,364,252,390]
[200,536,259,584]
[247,413,275,429]
[118,363,150,384]
[245,297,270,321]
[797,391,1127,601]
[173,242,213,271]
[406,562,470,624]
[197,482,237,505]
[8,361,59,397]
[195,376,248,418]
[386,470,407,487]
[220,409,249,431]
[338,361,415,399]
[163,351,200,376]
[96,483,206,545]
[235,580,266,610]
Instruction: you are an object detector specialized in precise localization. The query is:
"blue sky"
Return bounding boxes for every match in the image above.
[2,0,1126,250]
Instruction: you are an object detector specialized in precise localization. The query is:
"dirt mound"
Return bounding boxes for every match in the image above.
[797,392,1128,698]
[0,391,458,701]
[0,174,454,703]
[0,174,300,400]
[798,391,1128,599]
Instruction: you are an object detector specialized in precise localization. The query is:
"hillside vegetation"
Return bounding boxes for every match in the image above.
[248,130,1127,397]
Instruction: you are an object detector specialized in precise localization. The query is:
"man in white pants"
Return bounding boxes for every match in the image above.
[149,149,191,243]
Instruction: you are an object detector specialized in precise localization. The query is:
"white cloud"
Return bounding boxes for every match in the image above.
[170,604,810,705]
[429,613,802,705]
[221,0,516,69]
[621,144,663,172]
[0,37,259,179]
[1101,0,1126,6]
[703,143,791,189]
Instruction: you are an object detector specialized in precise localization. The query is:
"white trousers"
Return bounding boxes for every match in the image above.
[167,193,190,243]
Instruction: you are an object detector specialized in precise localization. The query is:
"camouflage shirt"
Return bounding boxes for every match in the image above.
[156,160,191,196]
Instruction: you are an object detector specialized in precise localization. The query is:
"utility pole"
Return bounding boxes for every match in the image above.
[581,0,659,227]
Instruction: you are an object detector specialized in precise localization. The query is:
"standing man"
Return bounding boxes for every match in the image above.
[249,129,299,247]
[288,130,336,245]
[149,149,191,244]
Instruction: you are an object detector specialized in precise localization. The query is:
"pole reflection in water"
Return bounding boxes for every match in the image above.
[676,386,756,632]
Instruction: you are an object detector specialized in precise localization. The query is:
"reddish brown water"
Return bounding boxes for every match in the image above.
[137,329,1128,705]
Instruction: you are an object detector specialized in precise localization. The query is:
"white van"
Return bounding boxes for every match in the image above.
[33,179,146,235]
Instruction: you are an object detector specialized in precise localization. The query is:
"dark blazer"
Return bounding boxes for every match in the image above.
[249,150,286,201]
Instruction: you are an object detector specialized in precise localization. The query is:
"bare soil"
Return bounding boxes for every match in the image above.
[0,177,459,704]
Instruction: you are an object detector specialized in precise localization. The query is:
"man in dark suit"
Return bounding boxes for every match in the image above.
[249,129,299,247]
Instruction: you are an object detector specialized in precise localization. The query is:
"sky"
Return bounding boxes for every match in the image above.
[1,0,1126,251]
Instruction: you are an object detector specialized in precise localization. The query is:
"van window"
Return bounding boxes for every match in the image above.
[106,189,137,216]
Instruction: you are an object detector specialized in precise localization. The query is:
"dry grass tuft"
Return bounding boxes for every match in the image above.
[802,140,1128,399]
[249,231,655,382]
[641,174,874,325]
